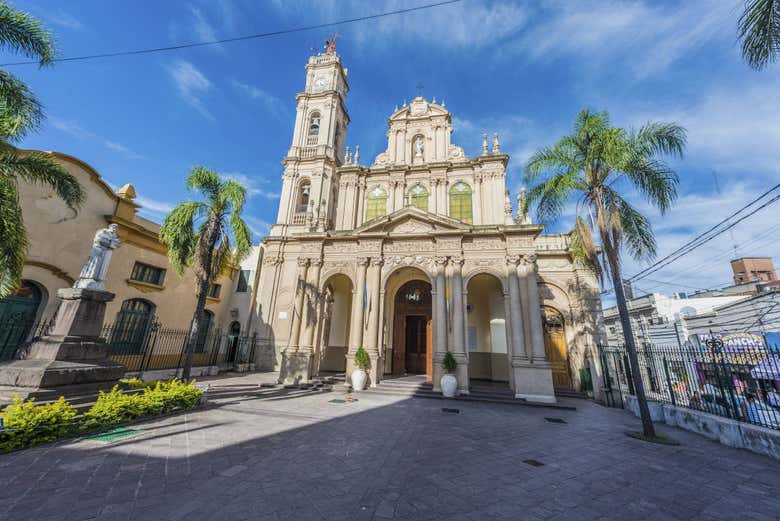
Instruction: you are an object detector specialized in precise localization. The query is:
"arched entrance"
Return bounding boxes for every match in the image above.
[543,306,571,388]
[392,279,432,378]
[465,273,510,388]
[0,280,43,361]
[315,273,353,374]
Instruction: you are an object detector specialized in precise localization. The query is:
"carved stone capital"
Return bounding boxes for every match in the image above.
[506,254,521,266]
[357,257,370,267]
[520,253,538,266]
[310,258,325,267]
[297,257,311,268]
[450,257,465,267]
[370,258,385,267]
[434,256,449,266]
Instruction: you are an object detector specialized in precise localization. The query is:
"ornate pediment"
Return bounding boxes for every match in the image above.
[355,207,468,235]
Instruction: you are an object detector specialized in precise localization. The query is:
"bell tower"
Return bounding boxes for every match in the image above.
[272,46,350,236]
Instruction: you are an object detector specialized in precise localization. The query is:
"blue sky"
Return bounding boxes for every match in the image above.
[5,0,780,298]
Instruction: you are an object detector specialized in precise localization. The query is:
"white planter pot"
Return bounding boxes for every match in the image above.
[441,374,458,398]
[351,369,368,391]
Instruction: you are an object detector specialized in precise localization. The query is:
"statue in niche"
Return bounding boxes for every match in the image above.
[74,224,121,291]
[414,136,424,157]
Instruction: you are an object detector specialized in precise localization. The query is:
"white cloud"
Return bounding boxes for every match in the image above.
[243,215,272,238]
[135,195,175,217]
[510,0,735,78]
[222,172,280,200]
[49,117,145,160]
[635,79,780,178]
[46,9,83,30]
[167,60,213,119]
[270,0,528,50]
[231,80,288,119]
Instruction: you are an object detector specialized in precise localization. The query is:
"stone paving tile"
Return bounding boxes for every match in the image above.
[1,371,779,520]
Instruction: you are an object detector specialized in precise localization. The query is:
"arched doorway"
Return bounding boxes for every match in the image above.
[392,279,433,377]
[543,306,571,389]
[227,321,241,364]
[315,273,353,374]
[465,273,509,387]
[0,280,43,361]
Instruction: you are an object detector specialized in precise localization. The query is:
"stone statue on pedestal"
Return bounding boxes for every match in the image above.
[75,224,121,291]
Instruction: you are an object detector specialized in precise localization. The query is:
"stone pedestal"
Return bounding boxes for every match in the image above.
[0,288,126,400]
[278,350,313,385]
[511,361,556,403]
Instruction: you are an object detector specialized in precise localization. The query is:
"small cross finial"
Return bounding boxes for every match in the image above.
[492,132,500,153]
[402,98,407,107]
[482,133,488,155]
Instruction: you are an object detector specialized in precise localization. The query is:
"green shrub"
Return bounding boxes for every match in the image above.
[442,352,457,373]
[0,395,77,452]
[120,377,151,389]
[81,379,202,431]
[354,347,370,370]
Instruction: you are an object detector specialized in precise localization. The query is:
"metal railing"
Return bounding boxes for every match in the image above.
[103,321,258,374]
[0,318,53,361]
[599,341,780,430]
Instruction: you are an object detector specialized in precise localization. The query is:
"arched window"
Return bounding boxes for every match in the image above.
[195,310,214,353]
[366,185,387,221]
[408,183,429,211]
[308,112,321,139]
[449,182,473,223]
[296,179,311,213]
[112,299,155,354]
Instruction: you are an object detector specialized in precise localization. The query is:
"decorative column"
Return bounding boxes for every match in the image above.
[509,253,556,403]
[300,258,323,352]
[356,179,366,227]
[365,257,384,386]
[450,257,469,393]
[473,173,483,225]
[521,254,547,362]
[505,255,527,362]
[432,256,448,391]
[347,257,369,383]
[288,257,310,351]
[279,257,310,384]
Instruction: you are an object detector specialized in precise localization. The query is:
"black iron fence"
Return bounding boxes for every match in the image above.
[103,321,258,374]
[0,319,52,362]
[0,317,257,375]
[599,342,780,431]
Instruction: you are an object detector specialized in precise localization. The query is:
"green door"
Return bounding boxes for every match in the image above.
[0,281,43,361]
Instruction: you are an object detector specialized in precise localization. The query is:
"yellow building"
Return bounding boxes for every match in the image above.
[0,151,255,370]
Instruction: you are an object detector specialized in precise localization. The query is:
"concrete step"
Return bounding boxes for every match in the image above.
[364,383,576,410]
[554,388,590,399]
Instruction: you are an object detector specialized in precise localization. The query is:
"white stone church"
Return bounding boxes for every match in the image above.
[253,49,604,403]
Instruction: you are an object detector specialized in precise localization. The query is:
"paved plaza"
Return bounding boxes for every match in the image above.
[1,372,778,521]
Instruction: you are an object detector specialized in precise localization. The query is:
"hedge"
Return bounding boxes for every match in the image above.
[0,379,203,452]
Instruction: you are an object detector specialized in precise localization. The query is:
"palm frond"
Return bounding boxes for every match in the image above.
[605,188,657,261]
[186,166,221,202]
[0,176,27,297]
[159,201,204,275]
[634,122,687,158]
[229,213,252,263]
[738,0,780,70]
[524,172,579,223]
[622,156,679,214]
[220,179,247,215]
[0,70,43,140]
[0,151,84,208]
[0,2,57,66]
[570,216,603,282]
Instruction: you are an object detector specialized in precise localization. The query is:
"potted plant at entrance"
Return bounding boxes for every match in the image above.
[352,347,370,391]
[441,352,458,398]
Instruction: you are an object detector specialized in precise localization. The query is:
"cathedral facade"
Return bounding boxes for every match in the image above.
[255,51,603,403]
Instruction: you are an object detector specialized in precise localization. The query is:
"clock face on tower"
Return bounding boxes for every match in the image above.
[314,77,328,91]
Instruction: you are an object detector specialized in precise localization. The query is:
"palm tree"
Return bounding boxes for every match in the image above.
[160,167,252,380]
[0,2,84,297]
[524,109,686,439]
[738,0,780,70]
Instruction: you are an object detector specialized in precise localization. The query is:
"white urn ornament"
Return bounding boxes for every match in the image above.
[352,347,370,391]
[440,352,458,398]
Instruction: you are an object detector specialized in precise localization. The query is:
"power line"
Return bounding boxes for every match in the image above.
[0,0,463,67]
[627,183,780,284]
